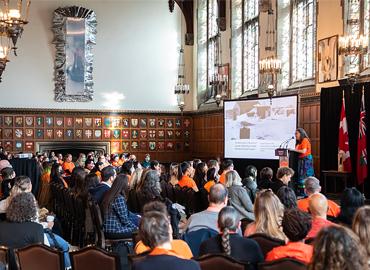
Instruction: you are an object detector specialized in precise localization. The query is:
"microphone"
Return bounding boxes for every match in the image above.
[283,136,295,149]
[279,136,294,148]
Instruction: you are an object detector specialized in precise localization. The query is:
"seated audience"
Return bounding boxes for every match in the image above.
[0,193,44,270]
[276,186,297,209]
[352,206,370,264]
[62,153,75,175]
[0,167,15,199]
[266,208,312,264]
[270,167,294,194]
[242,165,258,202]
[199,206,263,269]
[207,159,220,173]
[307,193,335,239]
[150,160,161,176]
[225,170,254,221]
[244,189,286,241]
[183,184,228,233]
[204,167,218,193]
[89,165,116,204]
[310,226,368,270]
[101,174,138,238]
[297,176,340,217]
[257,167,273,190]
[130,167,144,190]
[178,162,198,192]
[135,201,193,259]
[0,176,33,213]
[193,162,207,190]
[132,211,200,270]
[337,187,365,227]
[219,159,234,185]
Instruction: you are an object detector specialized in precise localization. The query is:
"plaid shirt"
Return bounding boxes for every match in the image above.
[103,195,137,234]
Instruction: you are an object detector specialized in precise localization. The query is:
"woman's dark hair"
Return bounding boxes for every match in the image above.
[7,192,38,223]
[50,163,62,183]
[194,162,207,188]
[177,162,191,180]
[260,167,273,181]
[1,167,14,180]
[71,167,87,194]
[85,173,100,190]
[338,187,365,226]
[140,211,170,249]
[101,174,129,215]
[85,158,94,168]
[244,165,257,178]
[142,201,168,215]
[90,161,104,174]
[309,226,367,270]
[138,170,161,201]
[295,128,309,144]
[276,186,297,209]
[207,167,217,182]
[282,208,311,242]
[218,206,239,255]
[121,161,133,175]
[150,160,160,170]
[193,159,202,168]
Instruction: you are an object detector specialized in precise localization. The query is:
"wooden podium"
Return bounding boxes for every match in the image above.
[275,148,300,183]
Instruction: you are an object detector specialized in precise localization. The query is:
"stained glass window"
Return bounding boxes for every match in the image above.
[344,0,361,74]
[197,0,208,104]
[231,0,259,97]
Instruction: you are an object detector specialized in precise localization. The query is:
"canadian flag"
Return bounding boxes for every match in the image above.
[339,95,352,172]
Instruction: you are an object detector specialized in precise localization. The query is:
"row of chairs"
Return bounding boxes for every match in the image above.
[49,182,90,247]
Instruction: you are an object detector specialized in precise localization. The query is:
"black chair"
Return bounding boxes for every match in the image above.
[196,254,246,270]
[70,246,120,270]
[247,234,285,258]
[15,244,64,270]
[258,258,307,270]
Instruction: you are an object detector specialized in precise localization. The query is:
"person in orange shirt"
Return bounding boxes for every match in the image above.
[178,162,199,192]
[297,176,340,217]
[219,159,234,185]
[62,154,75,176]
[204,167,218,193]
[306,193,336,239]
[295,128,314,196]
[266,208,313,264]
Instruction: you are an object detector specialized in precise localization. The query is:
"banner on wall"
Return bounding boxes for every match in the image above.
[357,88,368,185]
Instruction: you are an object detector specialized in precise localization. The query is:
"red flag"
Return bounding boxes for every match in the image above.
[338,96,352,172]
[357,89,367,185]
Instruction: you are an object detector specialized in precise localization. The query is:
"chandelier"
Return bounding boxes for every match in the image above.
[174,48,190,112]
[209,32,228,107]
[0,0,31,82]
[259,5,280,101]
[339,34,368,56]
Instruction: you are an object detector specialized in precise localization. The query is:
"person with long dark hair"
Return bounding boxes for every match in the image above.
[193,162,208,189]
[101,174,138,239]
[295,128,314,196]
[70,167,87,190]
[337,187,365,226]
[204,167,218,193]
[199,206,263,269]
[177,162,198,192]
[50,163,68,188]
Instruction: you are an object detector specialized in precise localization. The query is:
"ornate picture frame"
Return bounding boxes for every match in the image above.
[52,6,97,102]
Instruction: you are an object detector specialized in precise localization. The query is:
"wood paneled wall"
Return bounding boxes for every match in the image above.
[192,111,224,160]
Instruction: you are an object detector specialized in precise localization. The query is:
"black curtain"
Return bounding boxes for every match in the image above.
[9,158,41,195]
[320,82,370,195]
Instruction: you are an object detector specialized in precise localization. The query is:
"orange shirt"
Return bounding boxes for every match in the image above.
[62,161,75,174]
[135,240,193,259]
[307,217,335,239]
[219,172,226,185]
[149,247,184,259]
[297,197,341,217]
[266,242,313,264]
[204,180,215,193]
[178,175,197,189]
[295,138,311,158]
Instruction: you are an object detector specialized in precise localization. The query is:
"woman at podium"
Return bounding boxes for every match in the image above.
[295,128,314,196]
